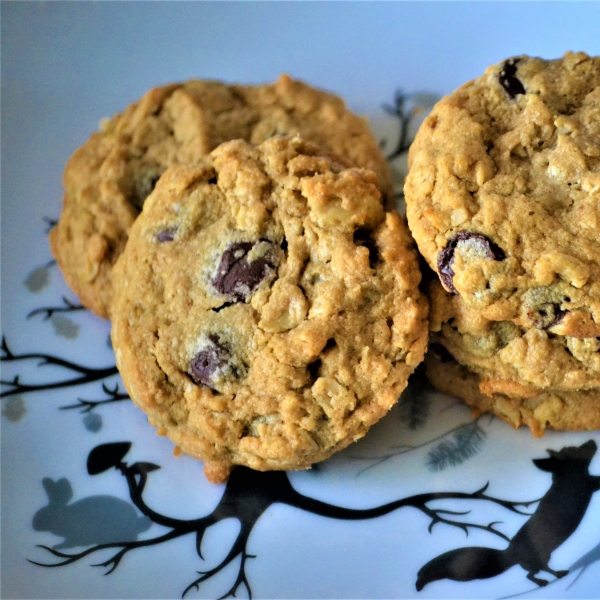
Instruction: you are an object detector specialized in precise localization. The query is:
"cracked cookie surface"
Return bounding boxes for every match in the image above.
[110,136,428,483]
[50,75,393,318]
[405,52,600,336]
[427,278,600,436]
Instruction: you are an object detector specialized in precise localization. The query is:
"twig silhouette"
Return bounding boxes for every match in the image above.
[30,442,539,599]
[382,90,424,160]
[59,382,130,413]
[0,336,118,398]
[351,414,494,477]
[27,296,85,320]
[44,217,58,233]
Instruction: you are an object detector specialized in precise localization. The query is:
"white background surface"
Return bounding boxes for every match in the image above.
[3,3,600,599]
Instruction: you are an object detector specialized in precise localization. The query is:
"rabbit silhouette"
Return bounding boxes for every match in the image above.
[32,477,152,549]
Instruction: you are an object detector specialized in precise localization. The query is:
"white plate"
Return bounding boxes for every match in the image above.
[3,4,600,599]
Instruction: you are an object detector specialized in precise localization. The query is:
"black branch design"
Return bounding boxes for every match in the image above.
[30,442,538,600]
[60,382,130,413]
[352,412,493,477]
[44,216,58,233]
[27,296,85,320]
[0,336,118,398]
[382,90,422,160]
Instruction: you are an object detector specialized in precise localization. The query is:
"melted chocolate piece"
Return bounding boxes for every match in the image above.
[214,241,277,302]
[132,167,163,210]
[353,228,380,269]
[437,232,505,294]
[528,303,568,330]
[156,226,178,242]
[499,58,526,99]
[189,335,230,388]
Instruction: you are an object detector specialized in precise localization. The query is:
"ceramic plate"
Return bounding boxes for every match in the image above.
[3,3,600,599]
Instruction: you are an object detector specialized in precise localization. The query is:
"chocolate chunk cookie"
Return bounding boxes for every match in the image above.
[426,351,600,437]
[405,52,600,336]
[110,136,428,483]
[427,278,600,436]
[51,75,394,318]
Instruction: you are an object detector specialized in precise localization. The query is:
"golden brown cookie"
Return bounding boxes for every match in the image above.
[426,278,600,436]
[428,279,600,393]
[405,52,600,336]
[425,349,600,437]
[51,75,393,318]
[110,136,428,483]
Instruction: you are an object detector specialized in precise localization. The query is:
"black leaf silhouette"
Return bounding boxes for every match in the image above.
[87,442,132,475]
[427,421,487,472]
[130,462,161,475]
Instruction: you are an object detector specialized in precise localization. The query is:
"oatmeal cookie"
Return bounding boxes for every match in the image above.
[427,279,600,435]
[428,279,600,392]
[110,136,428,483]
[426,349,600,437]
[51,75,393,317]
[405,52,600,336]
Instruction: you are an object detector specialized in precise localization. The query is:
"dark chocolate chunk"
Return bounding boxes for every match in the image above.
[437,232,505,294]
[211,302,234,313]
[213,241,277,302]
[353,228,380,269]
[528,303,568,330]
[156,226,178,243]
[499,58,526,99]
[189,335,230,388]
[132,167,164,210]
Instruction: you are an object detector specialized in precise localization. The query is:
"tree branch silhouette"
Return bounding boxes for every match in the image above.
[30,442,539,599]
[0,336,118,398]
[27,296,85,321]
[60,382,130,413]
[383,90,416,160]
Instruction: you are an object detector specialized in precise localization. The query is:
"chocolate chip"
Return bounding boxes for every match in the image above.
[437,232,505,294]
[156,226,178,242]
[499,58,526,99]
[353,228,380,269]
[132,167,164,210]
[528,303,568,330]
[213,241,277,302]
[189,335,230,388]
[211,302,234,313]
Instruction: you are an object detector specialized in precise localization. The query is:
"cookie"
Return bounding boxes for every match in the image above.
[405,52,600,336]
[427,278,600,435]
[50,75,394,318]
[428,279,600,393]
[110,136,428,483]
[426,350,600,437]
